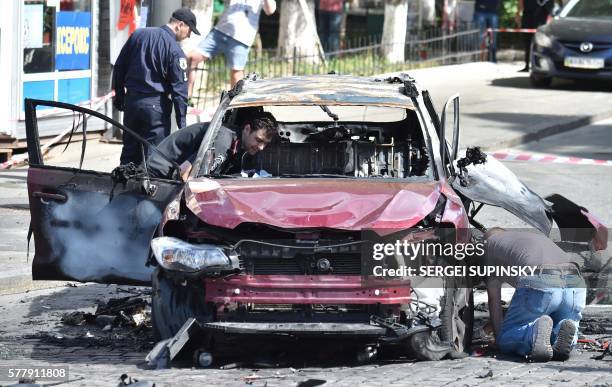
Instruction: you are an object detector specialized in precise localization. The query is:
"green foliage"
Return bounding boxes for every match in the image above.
[500,0,520,28]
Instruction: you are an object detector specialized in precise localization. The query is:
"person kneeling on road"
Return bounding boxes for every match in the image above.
[482,228,586,361]
[147,108,278,180]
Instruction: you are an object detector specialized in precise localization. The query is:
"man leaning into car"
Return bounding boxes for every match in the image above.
[147,108,278,180]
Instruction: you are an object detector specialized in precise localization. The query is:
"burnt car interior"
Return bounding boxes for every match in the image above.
[206,105,432,178]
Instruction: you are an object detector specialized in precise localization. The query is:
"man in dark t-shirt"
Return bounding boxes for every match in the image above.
[482,229,585,362]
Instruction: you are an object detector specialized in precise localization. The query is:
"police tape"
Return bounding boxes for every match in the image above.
[1,92,115,170]
[491,151,612,166]
[30,91,116,120]
[487,28,538,34]
[2,98,214,170]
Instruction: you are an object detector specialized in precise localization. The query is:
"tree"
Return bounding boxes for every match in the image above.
[381,0,408,63]
[277,0,323,67]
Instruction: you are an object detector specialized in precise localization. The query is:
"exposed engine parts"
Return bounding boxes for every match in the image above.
[257,126,429,178]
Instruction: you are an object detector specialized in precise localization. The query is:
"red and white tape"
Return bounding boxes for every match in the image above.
[31,91,116,120]
[491,151,612,166]
[487,28,537,34]
[187,106,214,122]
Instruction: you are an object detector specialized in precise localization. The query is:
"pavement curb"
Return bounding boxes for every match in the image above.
[0,274,69,295]
[480,109,612,151]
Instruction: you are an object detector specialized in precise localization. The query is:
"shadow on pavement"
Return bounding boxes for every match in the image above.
[20,285,424,369]
[490,76,612,92]
[512,121,612,161]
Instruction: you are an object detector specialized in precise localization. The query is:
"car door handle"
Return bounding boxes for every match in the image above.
[32,191,67,202]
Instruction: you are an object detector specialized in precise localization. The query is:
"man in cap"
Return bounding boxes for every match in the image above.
[112,8,200,165]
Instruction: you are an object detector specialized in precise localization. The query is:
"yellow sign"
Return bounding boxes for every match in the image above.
[56,26,90,55]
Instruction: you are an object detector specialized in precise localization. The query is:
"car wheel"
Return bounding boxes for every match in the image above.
[439,279,474,357]
[530,74,553,88]
[151,268,214,340]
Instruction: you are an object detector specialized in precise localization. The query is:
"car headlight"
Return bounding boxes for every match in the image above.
[151,237,239,273]
[534,31,553,48]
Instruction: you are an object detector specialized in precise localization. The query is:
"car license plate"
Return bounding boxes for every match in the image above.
[564,56,605,69]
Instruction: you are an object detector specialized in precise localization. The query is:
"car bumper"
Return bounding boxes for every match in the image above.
[531,44,612,80]
[204,275,411,305]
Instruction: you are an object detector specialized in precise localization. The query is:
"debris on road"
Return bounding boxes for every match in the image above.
[118,373,155,387]
[581,319,607,334]
[60,296,150,330]
[61,311,95,326]
[145,318,208,369]
[578,337,612,360]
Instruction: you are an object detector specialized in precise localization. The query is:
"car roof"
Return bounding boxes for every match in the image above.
[228,75,417,109]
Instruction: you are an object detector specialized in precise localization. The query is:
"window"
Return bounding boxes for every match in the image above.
[22,0,93,110]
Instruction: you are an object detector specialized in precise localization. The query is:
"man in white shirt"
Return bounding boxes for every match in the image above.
[187,0,276,94]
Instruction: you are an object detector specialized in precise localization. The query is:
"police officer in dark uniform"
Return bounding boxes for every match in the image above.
[112,8,200,165]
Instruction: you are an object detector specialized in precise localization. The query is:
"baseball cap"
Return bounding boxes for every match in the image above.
[172,8,200,35]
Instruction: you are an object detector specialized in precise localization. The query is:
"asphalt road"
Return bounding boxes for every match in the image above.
[0,63,611,386]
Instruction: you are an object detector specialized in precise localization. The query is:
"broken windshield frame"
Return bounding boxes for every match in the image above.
[195,102,436,180]
[24,99,182,179]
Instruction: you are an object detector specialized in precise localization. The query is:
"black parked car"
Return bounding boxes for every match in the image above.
[530,0,612,87]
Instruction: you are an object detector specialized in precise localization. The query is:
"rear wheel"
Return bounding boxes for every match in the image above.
[530,74,553,88]
[439,280,474,357]
[151,268,214,340]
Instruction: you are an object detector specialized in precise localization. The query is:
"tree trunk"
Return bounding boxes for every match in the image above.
[381,0,408,64]
[277,0,321,68]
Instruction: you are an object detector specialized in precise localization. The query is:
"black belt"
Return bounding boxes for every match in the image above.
[126,91,166,96]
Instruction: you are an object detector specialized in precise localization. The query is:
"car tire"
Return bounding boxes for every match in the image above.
[530,74,553,88]
[439,279,474,357]
[151,268,214,340]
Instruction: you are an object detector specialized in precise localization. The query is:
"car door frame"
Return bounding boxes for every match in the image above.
[25,98,184,285]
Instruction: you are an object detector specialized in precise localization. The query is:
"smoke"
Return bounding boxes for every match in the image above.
[43,189,161,283]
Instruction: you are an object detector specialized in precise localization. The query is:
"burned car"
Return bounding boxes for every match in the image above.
[25,74,608,363]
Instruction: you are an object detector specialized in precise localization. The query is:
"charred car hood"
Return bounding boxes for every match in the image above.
[452,153,553,235]
[543,18,612,42]
[185,178,442,230]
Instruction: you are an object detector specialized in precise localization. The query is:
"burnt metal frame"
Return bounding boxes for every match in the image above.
[24,98,181,178]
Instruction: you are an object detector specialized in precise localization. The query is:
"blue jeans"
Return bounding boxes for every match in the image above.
[473,11,498,63]
[317,11,342,55]
[498,273,586,357]
[197,29,250,70]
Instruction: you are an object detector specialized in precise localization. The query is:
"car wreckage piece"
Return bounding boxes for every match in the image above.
[24,74,608,363]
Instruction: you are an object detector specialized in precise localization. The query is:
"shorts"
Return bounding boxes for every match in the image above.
[196,29,250,70]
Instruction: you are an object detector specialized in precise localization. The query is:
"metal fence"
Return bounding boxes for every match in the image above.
[191,25,485,111]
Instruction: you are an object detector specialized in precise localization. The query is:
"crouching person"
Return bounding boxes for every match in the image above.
[483,228,586,361]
